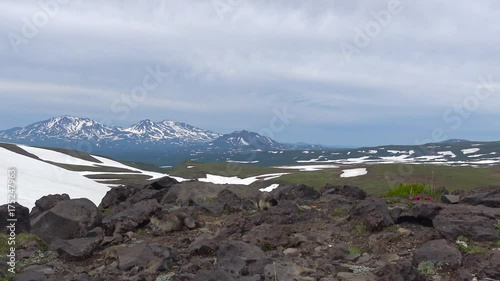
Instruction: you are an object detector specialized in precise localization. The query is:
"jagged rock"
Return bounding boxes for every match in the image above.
[189,234,221,256]
[193,270,236,281]
[105,242,178,273]
[49,227,104,260]
[0,202,30,234]
[412,239,462,269]
[441,195,460,204]
[350,198,394,231]
[243,223,292,250]
[322,184,367,200]
[31,198,102,243]
[396,202,442,225]
[432,204,500,241]
[264,261,314,280]
[102,199,161,235]
[30,194,70,220]
[145,176,179,190]
[271,184,320,201]
[376,261,419,281]
[251,201,301,225]
[461,187,500,208]
[99,185,136,210]
[336,271,378,281]
[217,241,272,277]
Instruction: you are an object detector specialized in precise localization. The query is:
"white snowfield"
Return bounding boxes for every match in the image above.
[0,147,109,210]
[340,168,368,178]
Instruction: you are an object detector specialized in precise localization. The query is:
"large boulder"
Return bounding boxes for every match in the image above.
[144,176,179,190]
[432,204,500,241]
[350,198,394,231]
[30,193,70,219]
[395,202,442,225]
[99,185,136,210]
[321,184,367,200]
[102,199,161,235]
[412,239,462,269]
[31,198,102,243]
[0,203,30,234]
[217,241,272,277]
[460,187,500,208]
[49,227,104,260]
[271,184,320,201]
[106,242,178,273]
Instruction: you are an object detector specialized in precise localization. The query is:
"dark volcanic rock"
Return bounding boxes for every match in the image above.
[350,198,394,231]
[193,270,236,281]
[432,204,500,241]
[49,227,104,260]
[31,198,102,243]
[31,193,70,219]
[441,194,460,204]
[396,202,442,225]
[461,187,500,208]
[271,184,320,201]
[1,202,30,234]
[322,184,367,200]
[99,185,136,210]
[217,241,272,277]
[145,176,179,190]
[412,239,462,269]
[109,242,178,273]
[102,199,161,235]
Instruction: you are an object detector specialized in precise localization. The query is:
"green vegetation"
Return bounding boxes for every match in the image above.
[330,208,350,218]
[352,219,367,235]
[259,241,277,252]
[385,183,445,201]
[418,261,439,276]
[0,273,15,281]
[0,233,46,257]
[169,161,287,179]
[85,173,153,185]
[495,220,500,234]
[456,236,487,254]
[47,161,140,173]
[347,245,362,255]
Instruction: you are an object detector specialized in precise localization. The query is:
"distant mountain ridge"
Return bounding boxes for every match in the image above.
[0,116,292,152]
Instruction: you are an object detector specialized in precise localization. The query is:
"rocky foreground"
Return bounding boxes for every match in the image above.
[1,177,500,281]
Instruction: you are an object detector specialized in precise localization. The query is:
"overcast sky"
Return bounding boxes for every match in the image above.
[0,0,499,146]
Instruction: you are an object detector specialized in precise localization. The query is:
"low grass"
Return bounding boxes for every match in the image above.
[46,162,140,173]
[347,245,362,255]
[169,161,288,179]
[270,164,500,194]
[85,174,153,185]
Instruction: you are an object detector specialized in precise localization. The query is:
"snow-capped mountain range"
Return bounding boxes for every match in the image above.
[0,116,283,151]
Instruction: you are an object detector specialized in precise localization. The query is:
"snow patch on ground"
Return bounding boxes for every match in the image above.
[260,184,280,192]
[437,151,457,158]
[340,168,367,178]
[462,148,480,155]
[274,165,339,171]
[226,160,259,164]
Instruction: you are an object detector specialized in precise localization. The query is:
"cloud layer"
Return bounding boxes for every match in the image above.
[1,0,499,146]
